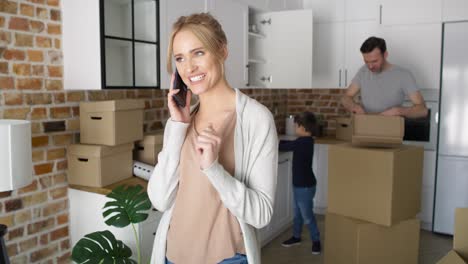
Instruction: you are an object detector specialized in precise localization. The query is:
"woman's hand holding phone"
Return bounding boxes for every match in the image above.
[167,72,192,123]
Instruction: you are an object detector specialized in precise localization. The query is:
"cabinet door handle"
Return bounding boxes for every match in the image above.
[345,69,348,87]
[379,5,383,24]
[278,159,289,164]
[339,69,342,87]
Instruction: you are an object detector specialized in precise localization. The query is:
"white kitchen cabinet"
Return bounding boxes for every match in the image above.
[378,23,442,90]
[312,21,378,88]
[313,144,328,214]
[380,0,442,25]
[259,152,294,246]
[69,188,162,262]
[243,0,269,10]
[63,0,160,90]
[268,0,303,11]
[208,0,249,89]
[304,0,378,23]
[443,0,468,21]
[418,150,437,230]
[249,9,313,88]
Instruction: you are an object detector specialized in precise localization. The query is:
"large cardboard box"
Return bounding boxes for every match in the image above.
[328,143,424,226]
[437,251,466,264]
[68,143,133,187]
[352,114,404,147]
[324,213,420,264]
[134,131,164,165]
[335,117,352,141]
[80,99,144,146]
[454,208,468,261]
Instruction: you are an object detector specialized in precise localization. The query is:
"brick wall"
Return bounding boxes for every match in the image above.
[0,1,348,263]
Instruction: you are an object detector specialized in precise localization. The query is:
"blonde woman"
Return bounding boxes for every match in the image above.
[147,13,278,264]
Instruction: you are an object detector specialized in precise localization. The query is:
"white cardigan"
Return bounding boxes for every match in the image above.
[148,89,278,264]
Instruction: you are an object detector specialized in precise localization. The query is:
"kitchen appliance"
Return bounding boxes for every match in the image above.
[433,21,468,235]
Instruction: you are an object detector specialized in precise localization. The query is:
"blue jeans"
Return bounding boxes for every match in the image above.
[292,186,320,242]
[165,253,247,264]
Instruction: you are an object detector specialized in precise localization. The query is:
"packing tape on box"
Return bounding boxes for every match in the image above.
[133,160,154,181]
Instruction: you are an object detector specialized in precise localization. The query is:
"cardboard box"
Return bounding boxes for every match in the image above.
[324,213,420,264]
[80,99,144,146]
[134,131,164,165]
[328,143,423,226]
[352,114,404,147]
[437,251,466,264]
[455,208,468,261]
[335,117,352,141]
[68,143,133,187]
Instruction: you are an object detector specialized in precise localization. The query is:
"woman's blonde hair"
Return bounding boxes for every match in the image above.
[166,13,228,73]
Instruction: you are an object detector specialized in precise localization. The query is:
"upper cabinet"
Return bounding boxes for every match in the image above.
[63,0,160,90]
[303,0,379,23]
[268,0,303,11]
[443,0,468,22]
[380,0,442,25]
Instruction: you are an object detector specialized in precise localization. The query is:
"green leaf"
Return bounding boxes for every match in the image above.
[71,230,137,264]
[103,184,152,228]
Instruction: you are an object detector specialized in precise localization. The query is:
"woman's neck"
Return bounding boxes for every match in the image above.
[197,80,236,118]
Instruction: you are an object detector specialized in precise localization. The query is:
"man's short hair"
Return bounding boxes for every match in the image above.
[360,36,387,54]
[294,112,317,135]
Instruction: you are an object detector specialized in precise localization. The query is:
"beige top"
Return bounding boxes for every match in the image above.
[166,111,245,264]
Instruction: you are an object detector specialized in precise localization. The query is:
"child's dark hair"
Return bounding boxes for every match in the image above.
[294,111,317,135]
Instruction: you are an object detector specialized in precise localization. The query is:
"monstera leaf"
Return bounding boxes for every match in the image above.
[103,185,152,228]
[71,230,137,264]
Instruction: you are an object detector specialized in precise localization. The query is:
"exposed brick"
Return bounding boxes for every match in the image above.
[48,65,62,77]
[16,78,43,90]
[31,122,42,134]
[27,218,55,235]
[50,9,61,21]
[20,3,34,16]
[56,213,68,225]
[32,65,44,76]
[4,107,30,119]
[39,233,48,246]
[52,173,67,185]
[30,20,45,33]
[50,187,67,201]
[0,214,14,226]
[39,175,52,189]
[34,163,54,175]
[46,79,62,90]
[47,23,60,34]
[7,243,18,257]
[54,38,60,49]
[18,179,38,194]
[89,91,106,101]
[0,30,12,45]
[6,227,24,241]
[66,91,84,102]
[36,36,51,48]
[5,199,23,212]
[72,106,79,116]
[30,107,47,120]
[47,148,65,160]
[53,92,65,103]
[22,192,48,207]
[27,49,43,62]
[10,255,28,264]
[52,134,72,146]
[9,17,29,31]
[26,93,51,105]
[50,226,68,241]
[4,93,23,105]
[29,0,45,4]
[20,237,38,252]
[32,135,48,147]
[50,107,70,118]
[13,63,31,76]
[0,77,14,89]
[56,160,67,171]
[30,244,58,262]
[0,17,4,27]
[48,0,59,6]
[0,1,18,14]
[44,120,65,132]
[66,119,79,131]
[37,7,48,19]
[0,62,8,73]
[48,50,62,64]
[32,149,44,162]
[3,49,25,60]
[14,33,33,47]
[57,251,71,264]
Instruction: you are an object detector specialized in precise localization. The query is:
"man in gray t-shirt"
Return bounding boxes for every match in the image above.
[341,37,428,118]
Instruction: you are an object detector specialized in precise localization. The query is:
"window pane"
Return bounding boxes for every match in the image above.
[134,0,157,42]
[135,42,158,87]
[105,38,133,87]
[104,0,132,39]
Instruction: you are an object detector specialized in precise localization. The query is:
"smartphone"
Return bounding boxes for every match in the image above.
[172,69,188,107]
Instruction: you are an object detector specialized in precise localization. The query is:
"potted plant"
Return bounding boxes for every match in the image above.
[71,184,152,264]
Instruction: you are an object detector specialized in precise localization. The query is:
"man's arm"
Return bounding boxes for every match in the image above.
[341,82,366,114]
[380,91,428,118]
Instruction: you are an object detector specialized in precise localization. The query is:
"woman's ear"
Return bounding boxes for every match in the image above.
[222,45,228,60]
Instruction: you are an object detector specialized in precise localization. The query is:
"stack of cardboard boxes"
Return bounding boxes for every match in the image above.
[437,208,468,264]
[326,114,424,264]
[67,100,145,187]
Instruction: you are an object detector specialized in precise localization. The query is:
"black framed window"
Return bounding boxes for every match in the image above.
[100,0,160,89]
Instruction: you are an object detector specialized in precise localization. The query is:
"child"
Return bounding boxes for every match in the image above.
[279,111,321,255]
